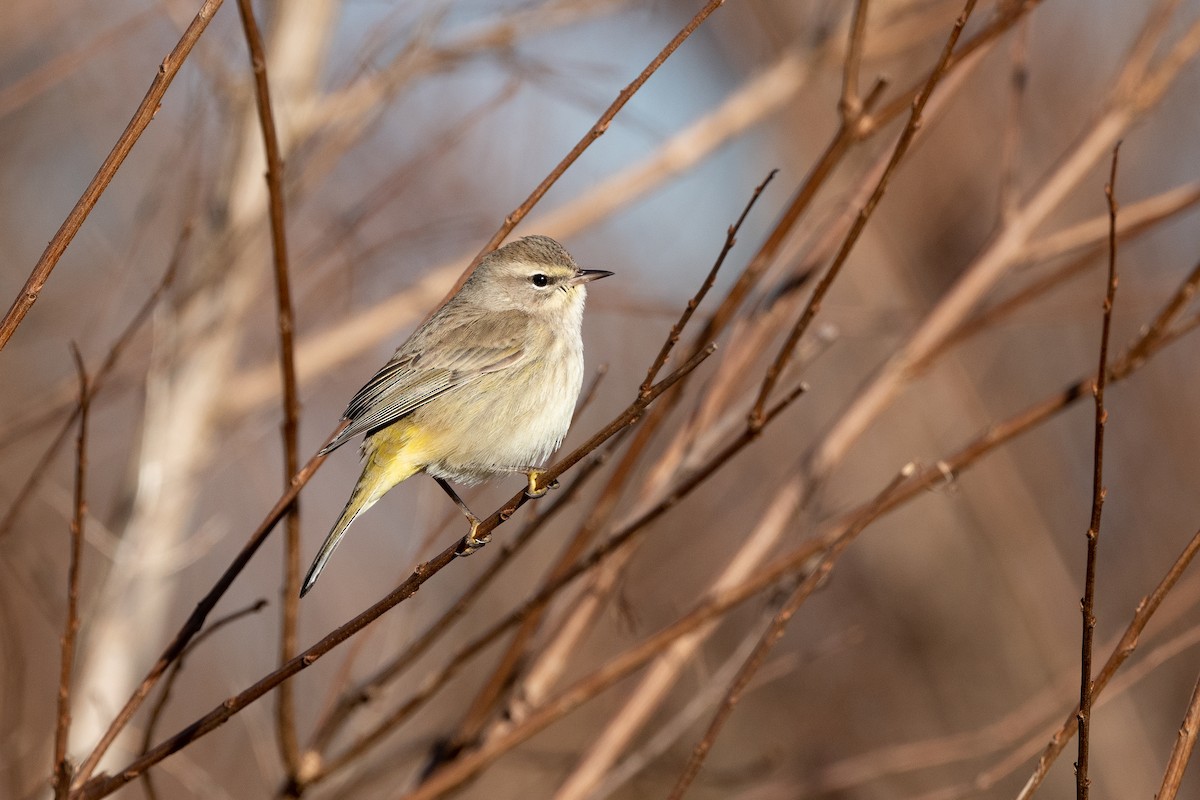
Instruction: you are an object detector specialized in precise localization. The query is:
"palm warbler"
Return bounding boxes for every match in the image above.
[300,235,611,596]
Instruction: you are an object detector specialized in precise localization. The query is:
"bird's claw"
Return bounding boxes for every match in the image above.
[525,471,559,499]
[458,520,491,556]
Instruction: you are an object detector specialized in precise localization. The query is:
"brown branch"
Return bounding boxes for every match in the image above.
[1019,525,1200,800]
[838,0,870,120]
[0,222,191,540]
[998,19,1030,223]
[640,170,778,395]
[233,0,304,779]
[1156,667,1200,800]
[447,0,729,294]
[1076,140,1120,800]
[667,465,915,800]
[0,0,223,352]
[75,347,713,800]
[751,0,978,423]
[0,9,158,120]
[53,347,90,799]
[137,599,268,800]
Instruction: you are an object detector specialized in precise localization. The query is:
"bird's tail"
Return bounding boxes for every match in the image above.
[300,452,420,597]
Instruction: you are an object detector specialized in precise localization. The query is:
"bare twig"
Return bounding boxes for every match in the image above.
[53,348,90,799]
[839,0,870,119]
[640,169,778,394]
[233,0,303,778]
[667,465,915,800]
[1155,668,1200,800]
[447,0,729,293]
[1018,525,1200,800]
[1076,140,1121,800]
[0,0,223,351]
[137,600,269,800]
[0,222,191,540]
[751,0,978,422]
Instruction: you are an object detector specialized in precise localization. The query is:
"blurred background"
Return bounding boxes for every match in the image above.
[4,0,1200,798]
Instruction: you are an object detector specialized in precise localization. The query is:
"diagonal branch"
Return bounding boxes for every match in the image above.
[0,0,223,352]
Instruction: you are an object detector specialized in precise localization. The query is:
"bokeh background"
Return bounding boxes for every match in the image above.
[4,1,1200,798]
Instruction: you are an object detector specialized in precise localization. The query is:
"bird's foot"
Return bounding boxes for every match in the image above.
[525,470,559,499]
[458,518,491,556]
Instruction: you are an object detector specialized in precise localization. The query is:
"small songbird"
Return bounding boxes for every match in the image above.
[301,235,611,596]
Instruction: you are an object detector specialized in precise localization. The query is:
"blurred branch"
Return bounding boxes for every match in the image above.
[137,599,268,800]
[233,0,303,779]
[52,348,90,799]
[0,223,191,540]
[0,9,157,120]
[752,0,975,422]
[448,0,730,295]
[1155,668,1200,800]
[808,3,1200,484]
[1018,526,1200,799]
[998,19,1029,223]
[0,0,222,352]
[668,465,915,800]
[918,181,1200,372]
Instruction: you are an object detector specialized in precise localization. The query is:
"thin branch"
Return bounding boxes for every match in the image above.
[839,0,870,120]
[0,0,223,352]
[667,465,914,800]
[1076,140,1121,800]
[640,169,777,395]
[53,347,90,799]
[998,19,1030,223]
[1019,526,1200,800]
[233,0,303,779]
[0,221,191,540]
[751,0,978,422]
[447,0,729,293]
[137,600,269,800]
[1155,667,1200,800]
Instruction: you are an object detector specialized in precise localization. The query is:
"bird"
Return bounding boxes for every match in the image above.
[300,235,611,596]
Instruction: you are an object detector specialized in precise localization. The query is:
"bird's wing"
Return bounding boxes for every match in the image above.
[320,310,530,454]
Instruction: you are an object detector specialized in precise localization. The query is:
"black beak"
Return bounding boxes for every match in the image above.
[569,269,614,286]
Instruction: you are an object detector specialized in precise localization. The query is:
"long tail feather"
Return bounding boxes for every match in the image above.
[300,481,376,597]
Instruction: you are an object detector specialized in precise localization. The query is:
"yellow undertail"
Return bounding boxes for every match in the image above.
[300,423,428,596]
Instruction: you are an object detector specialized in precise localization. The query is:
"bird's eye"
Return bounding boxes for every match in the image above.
[531,273,550,287]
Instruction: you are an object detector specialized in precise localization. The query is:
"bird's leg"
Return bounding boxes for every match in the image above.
[435,478,489,555]
[520,468,559,499]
